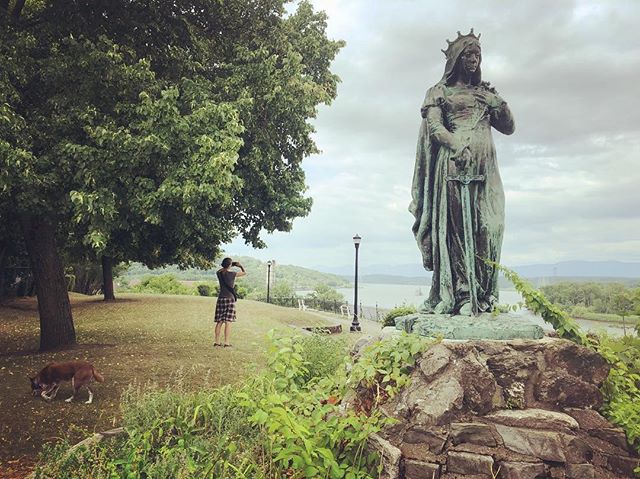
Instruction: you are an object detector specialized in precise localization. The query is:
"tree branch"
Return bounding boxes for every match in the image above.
[11,0,26,20]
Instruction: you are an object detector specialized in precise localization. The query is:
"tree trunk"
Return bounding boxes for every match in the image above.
[0,245,6,299]
[20,215,76,350]
[11,0,25,20]
[102,255,115,301]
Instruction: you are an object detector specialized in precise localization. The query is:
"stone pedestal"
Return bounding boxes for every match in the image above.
[395,312,544,340]
[356,338,639,478]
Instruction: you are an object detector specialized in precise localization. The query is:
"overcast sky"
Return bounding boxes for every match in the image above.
[226,0,640,272]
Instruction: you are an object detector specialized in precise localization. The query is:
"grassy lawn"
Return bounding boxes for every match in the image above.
[0,293,337,477]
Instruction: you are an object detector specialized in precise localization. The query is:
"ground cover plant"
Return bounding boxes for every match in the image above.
[31,331,434,478]
[381,305,417,328]
[0,293,331,476]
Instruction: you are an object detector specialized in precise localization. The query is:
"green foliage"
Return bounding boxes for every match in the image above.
[123,257,349,292]
[348,333,435,411]
[34,328,436,479]
[235,332,434,478]
[131,274,193,296]
[296,334,349,383]
[33,439,124,479]
[1,0,344,347]
[382,305,417,327]
[540,281,640,316]
[270,281,296,299]
[235,284,249,300]
[307,283,345,303]
[490,262,589,346]
[597,335,640,471]
[196,283,213,297]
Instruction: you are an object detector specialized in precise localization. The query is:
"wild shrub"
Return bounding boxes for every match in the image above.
[294,333,349,382]
[34,331,434,478]
[196,284,212,296]
[382,304,417,327]
[131,274,194,295]
[236,331,434,478]
[598,335,640,454]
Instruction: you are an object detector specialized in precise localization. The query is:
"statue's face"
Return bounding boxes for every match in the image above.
[460,44,481,75]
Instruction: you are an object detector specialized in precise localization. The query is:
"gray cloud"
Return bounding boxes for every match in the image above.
[227,0,640,270]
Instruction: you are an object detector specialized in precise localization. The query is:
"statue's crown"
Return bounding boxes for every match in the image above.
[441,28,481,58]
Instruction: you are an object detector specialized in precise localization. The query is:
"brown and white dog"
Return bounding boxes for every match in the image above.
[29,360,104,404]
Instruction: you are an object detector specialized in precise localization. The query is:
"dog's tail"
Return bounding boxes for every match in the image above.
[92,367,105,383]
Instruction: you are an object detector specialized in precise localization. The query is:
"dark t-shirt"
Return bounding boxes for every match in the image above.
[217,270,237,299]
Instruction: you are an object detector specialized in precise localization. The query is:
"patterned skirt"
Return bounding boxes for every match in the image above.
[214,297,237,322]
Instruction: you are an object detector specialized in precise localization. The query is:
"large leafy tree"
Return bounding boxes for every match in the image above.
[0,0,343,349]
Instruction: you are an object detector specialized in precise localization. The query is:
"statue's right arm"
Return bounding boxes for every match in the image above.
[425,106,463,154]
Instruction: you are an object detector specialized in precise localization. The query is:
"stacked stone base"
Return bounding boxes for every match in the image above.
[360,338,639,479]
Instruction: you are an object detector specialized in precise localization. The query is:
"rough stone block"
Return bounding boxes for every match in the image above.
[485,350,538,386]
[400,442,439,462]
[410,375,464,425]
[606,454,639,476]
[485,408,579,430]
[367,433,401,479]
[459,352,498,414]
[495,424,566,462]
[563,408,612,430]
[404,426,448,453]
[547,466,565,479]
[404,459,441,479]
[419,343,451,378]
[450,422,497,447]
[535,371,602,409]
[543,340,609,385]
[498,461,545,479]
[588,427,630,451]
[446,451,494,477]
[565,463,595,479]
[561,436,593,464]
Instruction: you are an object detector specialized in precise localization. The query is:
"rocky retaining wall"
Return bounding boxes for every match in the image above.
[358,338,639,478]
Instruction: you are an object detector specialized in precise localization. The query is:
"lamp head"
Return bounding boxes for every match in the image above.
[353,234,361,245]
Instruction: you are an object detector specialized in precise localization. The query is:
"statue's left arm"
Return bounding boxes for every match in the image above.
[489,101,515,135]
[475,86,515,135]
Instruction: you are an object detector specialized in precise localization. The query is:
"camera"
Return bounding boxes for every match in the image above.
[231,261,239,267]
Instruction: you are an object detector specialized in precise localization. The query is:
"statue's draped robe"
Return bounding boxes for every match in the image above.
[410,80,514,314]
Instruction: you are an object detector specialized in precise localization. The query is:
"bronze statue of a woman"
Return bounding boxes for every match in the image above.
[410,29,515,316]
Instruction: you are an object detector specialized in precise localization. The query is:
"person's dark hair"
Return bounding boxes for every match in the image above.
[221,257,232,268]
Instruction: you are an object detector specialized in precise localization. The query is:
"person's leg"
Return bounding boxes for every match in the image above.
[214,321,223,345]
[224,322,232,346]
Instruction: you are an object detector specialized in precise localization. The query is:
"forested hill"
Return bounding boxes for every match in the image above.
[122,257,350,291]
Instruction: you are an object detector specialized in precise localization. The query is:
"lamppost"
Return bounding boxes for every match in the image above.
[266,260,272,303]
[351,234,362,332]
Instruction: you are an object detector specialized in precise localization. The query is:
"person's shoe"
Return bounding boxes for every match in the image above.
[223,344,232,348]
[214,343,222,347]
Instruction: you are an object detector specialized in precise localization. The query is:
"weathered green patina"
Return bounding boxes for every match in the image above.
[410,29,515,316]
[395,313,545,340]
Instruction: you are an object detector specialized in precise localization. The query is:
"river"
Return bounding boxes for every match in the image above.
[335,283,628,336]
